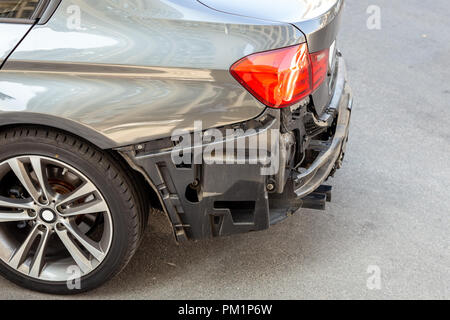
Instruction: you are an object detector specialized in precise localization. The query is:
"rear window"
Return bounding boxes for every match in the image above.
[0,0,40,20]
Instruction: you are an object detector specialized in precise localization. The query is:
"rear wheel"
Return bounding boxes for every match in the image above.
[0,127,146,294]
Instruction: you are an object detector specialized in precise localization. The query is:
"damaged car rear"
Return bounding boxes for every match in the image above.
[0,0,352,294]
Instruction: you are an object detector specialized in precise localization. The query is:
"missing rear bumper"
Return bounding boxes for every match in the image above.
[118,57,353,241]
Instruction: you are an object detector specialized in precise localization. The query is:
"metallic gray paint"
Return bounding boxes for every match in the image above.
[0,23,31,65]
[197,0,339,23]
[198,0,343,52]
[293,0,343,52]
[0,0,304,147]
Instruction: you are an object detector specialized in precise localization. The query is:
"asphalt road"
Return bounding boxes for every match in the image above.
[0,0,449,299]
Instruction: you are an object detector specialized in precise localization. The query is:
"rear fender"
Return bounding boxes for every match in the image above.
[0,112,116,149]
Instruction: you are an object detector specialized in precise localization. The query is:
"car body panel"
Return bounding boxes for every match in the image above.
[0,0,305,148]
[198,0,343,52]
[197,0,339,23]
[0,23,31,65]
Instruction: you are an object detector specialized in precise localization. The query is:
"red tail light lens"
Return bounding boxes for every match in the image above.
[310,49,330,91]
[230,44,330,109]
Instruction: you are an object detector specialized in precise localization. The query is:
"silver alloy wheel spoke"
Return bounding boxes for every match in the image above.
[7,158,41,204]
[56,228,93,274]
[61,199,108,217]
[0,196,35,222]
[57,182,97,208]
[9,224,41,269]
[29,226,51,278]
[0,196,35,210]
[0,210,33,223]
[29,156,52,203]
[61,220,105,261]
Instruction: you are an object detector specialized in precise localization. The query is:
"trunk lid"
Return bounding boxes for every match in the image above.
[197,0,340,25]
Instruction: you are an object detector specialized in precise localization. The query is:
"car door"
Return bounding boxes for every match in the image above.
[0,0,48,66]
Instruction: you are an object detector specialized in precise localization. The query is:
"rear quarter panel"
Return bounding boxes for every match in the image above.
[0,0,304,147]
[0,23,31,65]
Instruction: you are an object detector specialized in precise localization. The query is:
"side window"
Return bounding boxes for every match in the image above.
[0,0,41,20]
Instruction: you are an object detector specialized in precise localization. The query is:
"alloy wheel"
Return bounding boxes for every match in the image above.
[0,155,113,282]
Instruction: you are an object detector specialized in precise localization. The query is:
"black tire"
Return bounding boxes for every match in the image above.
[0,126,146,294]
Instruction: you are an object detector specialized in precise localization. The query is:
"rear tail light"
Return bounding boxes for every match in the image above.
[230,43,329,109]
[310,49,329,91]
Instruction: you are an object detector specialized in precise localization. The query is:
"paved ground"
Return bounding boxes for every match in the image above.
[1,0,449,299]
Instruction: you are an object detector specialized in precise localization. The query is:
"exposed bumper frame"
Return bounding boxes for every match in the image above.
[293,56,352,197]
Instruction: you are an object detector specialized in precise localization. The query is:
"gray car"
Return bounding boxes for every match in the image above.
[0,0,352,294]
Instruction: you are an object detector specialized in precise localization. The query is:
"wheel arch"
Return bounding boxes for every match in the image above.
[0,112,117,150]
